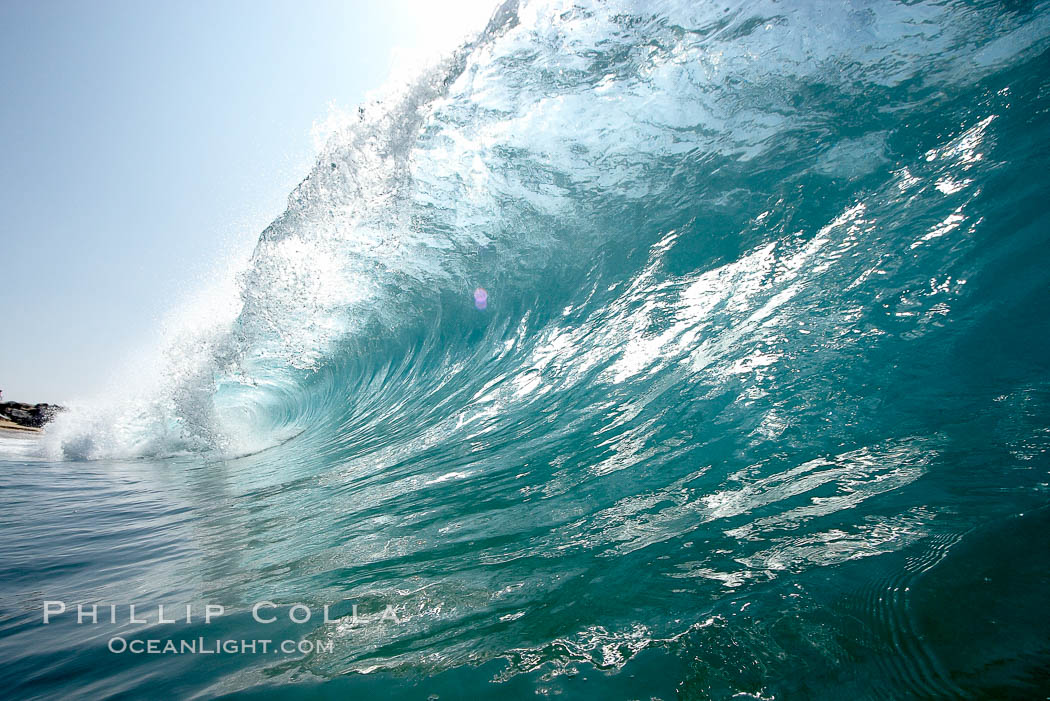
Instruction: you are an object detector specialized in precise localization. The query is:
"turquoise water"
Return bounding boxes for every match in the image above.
[3,0,1050,698]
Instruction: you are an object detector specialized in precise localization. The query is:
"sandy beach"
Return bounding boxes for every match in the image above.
[0,419,42,435]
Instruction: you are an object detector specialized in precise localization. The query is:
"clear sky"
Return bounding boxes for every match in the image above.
[0,0,495,404]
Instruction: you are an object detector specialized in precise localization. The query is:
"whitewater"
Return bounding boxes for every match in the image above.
[3,0,1050,698]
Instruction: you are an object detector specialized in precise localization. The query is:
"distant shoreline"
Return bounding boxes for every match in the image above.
[0,402,61,434]
[0,418,42,435]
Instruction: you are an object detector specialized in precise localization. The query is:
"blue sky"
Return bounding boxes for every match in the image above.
[0,0,494,403]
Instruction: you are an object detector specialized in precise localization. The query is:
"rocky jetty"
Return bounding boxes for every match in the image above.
[0,402,63,429]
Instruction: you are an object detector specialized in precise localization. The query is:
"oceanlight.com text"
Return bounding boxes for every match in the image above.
[107,637,334,655]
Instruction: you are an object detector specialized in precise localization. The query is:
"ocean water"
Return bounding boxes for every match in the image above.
[3,0,1050,698]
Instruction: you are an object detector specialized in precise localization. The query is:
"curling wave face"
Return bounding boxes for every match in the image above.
[5,0,1050,698]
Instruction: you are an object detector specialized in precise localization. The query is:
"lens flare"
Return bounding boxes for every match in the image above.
[473,287,488,310]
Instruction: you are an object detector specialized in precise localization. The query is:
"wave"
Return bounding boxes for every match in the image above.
[39,0,1050,462]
